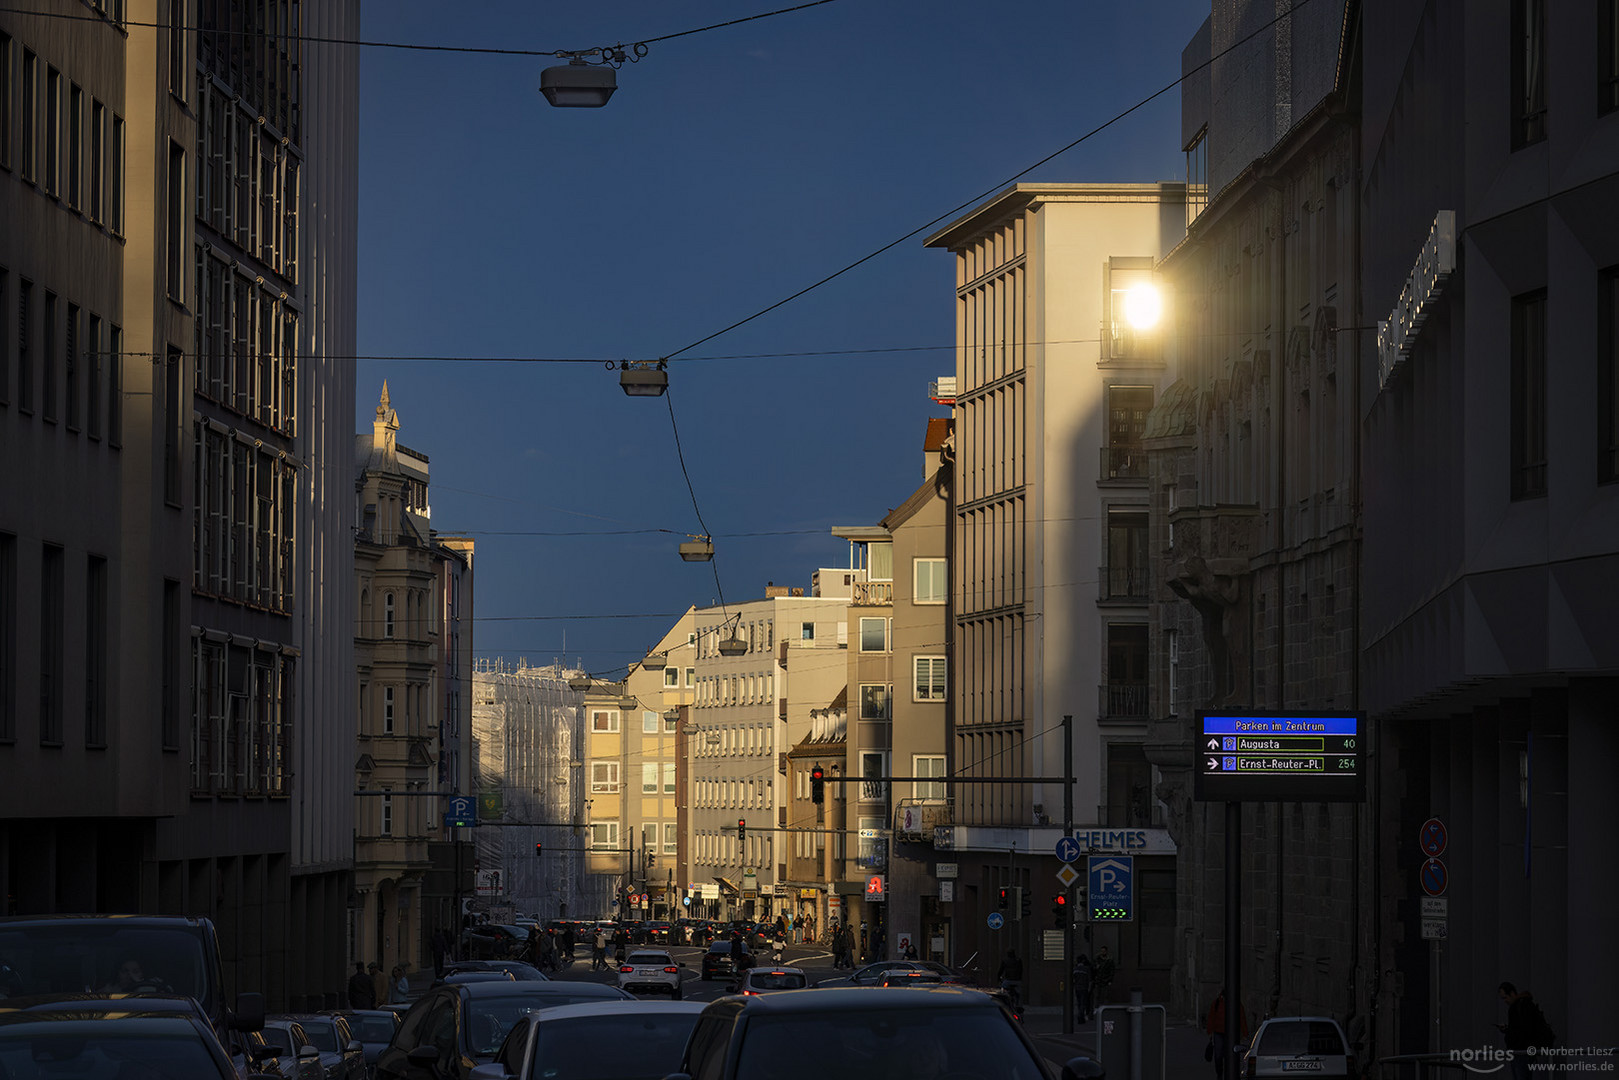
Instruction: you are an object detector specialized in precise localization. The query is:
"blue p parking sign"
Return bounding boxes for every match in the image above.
[1088,855,1134,921]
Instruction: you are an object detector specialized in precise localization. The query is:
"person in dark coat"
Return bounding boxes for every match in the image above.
[1498,983,1555,1080]
[347,962,375,1009]
[431,929,447,978]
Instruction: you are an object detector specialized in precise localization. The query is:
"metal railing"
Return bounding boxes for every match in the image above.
[1098,564,1149,602]
[1100,445,1148,481]
[852,580,893,605]
[1098,682,1149,720]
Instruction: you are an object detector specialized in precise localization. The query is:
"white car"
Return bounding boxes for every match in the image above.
[1242,1016,1353,1077]
[617,949,684,998]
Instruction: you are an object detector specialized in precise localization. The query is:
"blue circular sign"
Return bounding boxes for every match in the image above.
[1055,837,1082,864]
[1420,818,1447,858]
[682,895,692,907]
[1420,858,1448,897]
[987,912,1005,930]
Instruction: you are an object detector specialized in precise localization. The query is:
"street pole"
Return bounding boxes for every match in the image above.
[1225,800,1241,1080]
[1064,714,1075,1036]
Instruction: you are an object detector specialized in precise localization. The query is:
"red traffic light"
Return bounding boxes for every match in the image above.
[1054,894,1066,906]
[534,841,543,856]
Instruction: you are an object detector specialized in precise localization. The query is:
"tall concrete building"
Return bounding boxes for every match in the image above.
[925,182,1186,1006]
[1360,0,1619,1056]
[0,0,358,1008]
[1144,0,1363,1032]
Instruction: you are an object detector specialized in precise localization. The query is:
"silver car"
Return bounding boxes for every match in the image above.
[471,1000,706,1080]
[1241,1016,1353,1077]
[617,949,684,999]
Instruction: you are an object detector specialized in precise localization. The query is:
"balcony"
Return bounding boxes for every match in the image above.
[852,581,893,606]
[1100,446,1148,482]
[1098,565,1149,603]
[1098,683,1149,721]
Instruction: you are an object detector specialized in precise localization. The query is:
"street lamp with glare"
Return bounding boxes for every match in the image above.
[718,636,747,657]
[567,674,592,692]
[540,58,617,108]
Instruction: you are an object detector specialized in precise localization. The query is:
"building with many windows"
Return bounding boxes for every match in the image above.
[924,182,1186,1007]
[0,0,358,1008]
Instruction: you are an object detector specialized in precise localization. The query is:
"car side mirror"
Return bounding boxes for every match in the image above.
[1062,1056,1106,1080]
[298,1045,321,1059]
[347,1040,363,1053]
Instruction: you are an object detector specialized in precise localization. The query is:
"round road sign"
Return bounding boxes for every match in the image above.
[1420,858,1448,897]
[987,912,1005,930]
[1419,818,1447,858]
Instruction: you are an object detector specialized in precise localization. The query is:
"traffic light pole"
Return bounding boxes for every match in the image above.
[1063,714,1075,1036]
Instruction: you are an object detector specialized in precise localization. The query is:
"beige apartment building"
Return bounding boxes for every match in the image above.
[0,0,358,1008]
[924,182,1186,1007]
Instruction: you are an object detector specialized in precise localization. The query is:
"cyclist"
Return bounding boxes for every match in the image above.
[995,948,1024,1008]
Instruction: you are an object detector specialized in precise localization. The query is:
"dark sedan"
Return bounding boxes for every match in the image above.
[700,939,752,980]
[0,1006,248,1080]
[336,1009,399,1076]
[374,979,633,1079]
[477,1000,705,1080]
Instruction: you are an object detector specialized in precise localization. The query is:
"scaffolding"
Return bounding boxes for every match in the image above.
[470,660,614,921]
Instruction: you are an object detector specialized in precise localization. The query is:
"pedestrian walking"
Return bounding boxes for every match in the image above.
[347,962,375,1009]
[1072,953,1093,1023]
[592,928,608,972]
[369,962,387,1008]
[431,928,447,978]
[390,964,409,1004]
[1497,982,1557,1080]
[1092,945,1116,1005]
[1204,988,1249,1080]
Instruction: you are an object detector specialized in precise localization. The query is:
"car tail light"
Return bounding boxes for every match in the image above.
[663,966,679,974]
[742,989,759,995]
[619,966,634,974]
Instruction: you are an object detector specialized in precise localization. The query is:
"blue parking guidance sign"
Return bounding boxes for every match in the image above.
[444,795,477,829]
[1088,855,1134,922]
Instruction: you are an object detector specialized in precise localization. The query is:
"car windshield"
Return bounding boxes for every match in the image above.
[260,1027,297,1052]
[299,1021,338,1051]
[348,1015,397,1042]
[0,1019,225,1079]
[526,1011,700,1080]
[469,991,627,1056]
[0,925,211,1006]
[734,1007,1043,1080]
[1256,1022,1346,1056]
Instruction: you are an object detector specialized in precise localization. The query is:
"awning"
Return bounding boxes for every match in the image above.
[714,876,739,894]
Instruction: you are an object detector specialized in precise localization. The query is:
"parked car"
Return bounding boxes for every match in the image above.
[460,924,526,961]
[336,1009,399,1077]
[643,920,674,944]
[1241,1016,1354,1077]
[373,979,633,1079]
[0,1003,261,1080]
[662,986,1068,1080]
[814,960,932,988]
[700,939,752,980]
[277,1013,365,1080]
[433,970,517,988]
[878,969,945,987]
[471,999,706,1080]
[617,949,684,998]
[259,1018,329,1080]
[727,966,809,995]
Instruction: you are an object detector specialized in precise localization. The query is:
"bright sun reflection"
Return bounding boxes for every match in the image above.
[1123,283,1163,330]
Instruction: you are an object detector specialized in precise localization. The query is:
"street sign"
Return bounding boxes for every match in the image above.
[1194,710,1366,802]
[1420,897,1448,917]
[1088,855,1134,921]
[1421,918,1448,940]
[1056,864,1080,889]
[987,912,1005,930]
[1420,858,1448,897]
[1420,818,1448,858]
[1055,836,1082,863]
[1041,930,1065,960]
[443,795,476,829]
[936,862,958,879]
[939,881,954,903]
[866,875,887,901]
[682,895,692,907]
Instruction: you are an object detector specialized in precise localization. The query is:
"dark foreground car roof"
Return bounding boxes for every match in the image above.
[457,980,633,1003]
[711,985,1004,1014]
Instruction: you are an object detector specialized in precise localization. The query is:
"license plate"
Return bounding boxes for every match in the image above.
[1283,1062,1324,1071]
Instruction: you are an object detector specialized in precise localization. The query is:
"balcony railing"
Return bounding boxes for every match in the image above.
[1098,682,1149,720]
[1098,565,1149,603]
[852,581,893,605]
[1100,446,1148,481]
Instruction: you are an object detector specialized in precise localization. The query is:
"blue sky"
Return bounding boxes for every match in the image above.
[356,0,1210,677]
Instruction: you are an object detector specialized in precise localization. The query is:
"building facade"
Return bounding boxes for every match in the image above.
[0,0,358,1009]
[925,182,1187,1007]
[1359,0,1619,1055]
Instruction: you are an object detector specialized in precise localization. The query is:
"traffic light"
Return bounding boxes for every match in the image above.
[811,765,825,805]
[1052,893,1069,928]
[998,886,1010,909]
[534,841,543,857]
[737,818,746,844]
[1020,888,1031,919]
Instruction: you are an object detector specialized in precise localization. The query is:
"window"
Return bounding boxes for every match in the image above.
[0,533,14,741]
[42,291,56,422]
[914,558,946,604]
[685,666,694,688]
[44,66,58,196]
[860,753,887,802]
[1512,0,1547,147]
[383,592,394,638]
[90,101,103,221]
[168,0,186,99]
[1600,268,1619,484]
[0,267,7,405]
[1166,628,1180,717]
[1510,290,1548,499]
[0,33,10,170]
[17,280,31,412]
[1185,123,1208,225]
[664,665,680,688]
[591,761,620,793]
[86,315,101,438]
[383,686,394,734]
[40,544,64,745]
[642,761,658,794]
[913,656,946,701]
[859,617,888,653]
[108,325,121,445]
[663,821,678,854]
[164,347,181,501]
[1105,510,1150,601]
[664,712,677,734]
[109,115,123,234]
[1105,624,1150,719]
[166,141,185,299]
[591,709,619,733]
[801,622,814,641]
[913,755,946,801]
[859,684,892,721]
[67,83,81,210]
[1104,385,1153,478]
[664,761,676,794]
[591,821,620,850]
[868,540,893,581]
[643,710,660,733]
[21,50,35,182]
[85,555,107,747]
[381,792,393,836]
[1604,0,1619,115]
[64,304,80,430]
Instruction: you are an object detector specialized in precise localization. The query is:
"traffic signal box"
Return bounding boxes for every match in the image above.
[997,885,1027,918]
[534,841,543,857]
[1020,888,1032,919]
[1052,893,1069,928]
[810,766,825,805]
[737,818,746,844]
